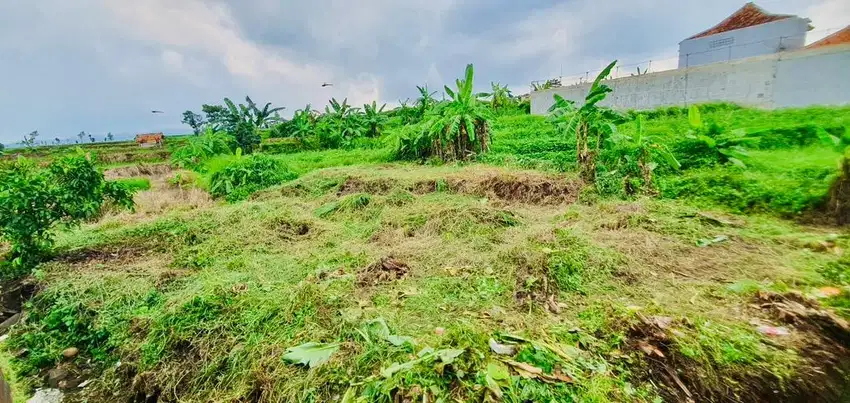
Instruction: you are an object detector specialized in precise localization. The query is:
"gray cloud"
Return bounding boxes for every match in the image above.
[1,0,846,143]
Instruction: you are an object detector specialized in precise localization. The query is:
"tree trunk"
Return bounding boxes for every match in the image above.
[576,122,596,183]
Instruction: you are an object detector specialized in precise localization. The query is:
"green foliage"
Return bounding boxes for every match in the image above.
[273,104,316,139]
[232,121,262,154]
[675,105,756,169]
[316,98,367,149]
[363,101,388,137]
[0,153,134,275]
[114,177,151,192]
[7,291,114,376]
[604,114,679,195]
[208,154,297,201]
[170,128,233,169]
[548,61,622,183]
[282,342,340,368]
[396,64,492,161]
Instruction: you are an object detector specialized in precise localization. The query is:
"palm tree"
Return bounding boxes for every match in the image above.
[422,64,491,160]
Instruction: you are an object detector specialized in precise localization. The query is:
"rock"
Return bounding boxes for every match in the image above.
[27,388,63,403]
[0,313,21,334]
[58,378,81,390]
[62,347,79,360]
[46,368,69,388]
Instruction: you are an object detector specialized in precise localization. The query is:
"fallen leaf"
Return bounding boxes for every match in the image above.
[489,338,517,356]
[505,360,543,378]
[282,342,340,368]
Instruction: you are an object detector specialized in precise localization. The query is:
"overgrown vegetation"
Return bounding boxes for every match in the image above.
[4,60,850,403]
[0,153,134,276]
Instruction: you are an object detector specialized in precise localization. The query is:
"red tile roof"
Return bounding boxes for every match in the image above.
[688,2,795,40]
[806,25,850,49]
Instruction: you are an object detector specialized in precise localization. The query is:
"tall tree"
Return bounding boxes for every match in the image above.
[182,110,205,135]
[22,131,39,149]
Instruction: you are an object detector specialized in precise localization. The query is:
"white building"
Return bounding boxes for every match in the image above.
[678,2,812,68]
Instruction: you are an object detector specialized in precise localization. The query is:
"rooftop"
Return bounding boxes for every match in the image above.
[687,2,797,40]
[806,25,850,49]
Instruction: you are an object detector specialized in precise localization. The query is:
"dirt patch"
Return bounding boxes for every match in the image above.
[332,171,581,205]
[104,163,172,179]
[450,173,581,204]
[357,257,410,286]
[267,217,312,241]
[56,245,151,266]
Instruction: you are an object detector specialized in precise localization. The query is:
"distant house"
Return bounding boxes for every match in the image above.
[135,132,165,148]
[806,25,850,49]
[678,2,812,68]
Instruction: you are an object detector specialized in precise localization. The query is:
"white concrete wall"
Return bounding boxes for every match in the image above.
[531,45,850,115]
[678,18,810,68]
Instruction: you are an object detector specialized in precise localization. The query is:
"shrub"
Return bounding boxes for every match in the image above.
[170,128,233,169]
[208,154,296,201]
[0,153,134,275]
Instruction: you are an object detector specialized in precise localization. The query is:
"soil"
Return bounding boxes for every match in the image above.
[357,257,410,286]
[333,171,582,205]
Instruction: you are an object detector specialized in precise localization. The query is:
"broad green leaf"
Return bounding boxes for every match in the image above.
[590,60,617,92]
[282,342,340,368]
[687,105,702,129]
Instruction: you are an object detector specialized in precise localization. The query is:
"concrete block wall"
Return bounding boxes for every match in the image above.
[531,44,850,115]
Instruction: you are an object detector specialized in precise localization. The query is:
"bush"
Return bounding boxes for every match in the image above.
[208,154,296,201]
[170,129,233,169]
[0,153,134,275]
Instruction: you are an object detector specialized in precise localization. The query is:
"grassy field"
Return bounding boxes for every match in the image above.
[3,104,850,402]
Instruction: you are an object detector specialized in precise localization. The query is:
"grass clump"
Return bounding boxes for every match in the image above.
[208,154,297,201]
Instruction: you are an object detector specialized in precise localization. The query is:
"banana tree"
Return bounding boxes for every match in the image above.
[609,114,680,194]
[422,63,491,160]
[685,105,753,168]
[415,85,438,117]
[246,96,285,128]
[548,60,622,183]
[363,101,388,137]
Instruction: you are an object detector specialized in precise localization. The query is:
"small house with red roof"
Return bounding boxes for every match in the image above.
[678,2,812,68]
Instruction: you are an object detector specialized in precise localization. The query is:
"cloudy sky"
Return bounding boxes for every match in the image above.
[1,0,847,143]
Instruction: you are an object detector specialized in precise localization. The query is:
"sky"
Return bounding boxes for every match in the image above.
[1,0,848,143]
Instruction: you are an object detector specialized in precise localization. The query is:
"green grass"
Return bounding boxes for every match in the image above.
[113,177,151,192]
